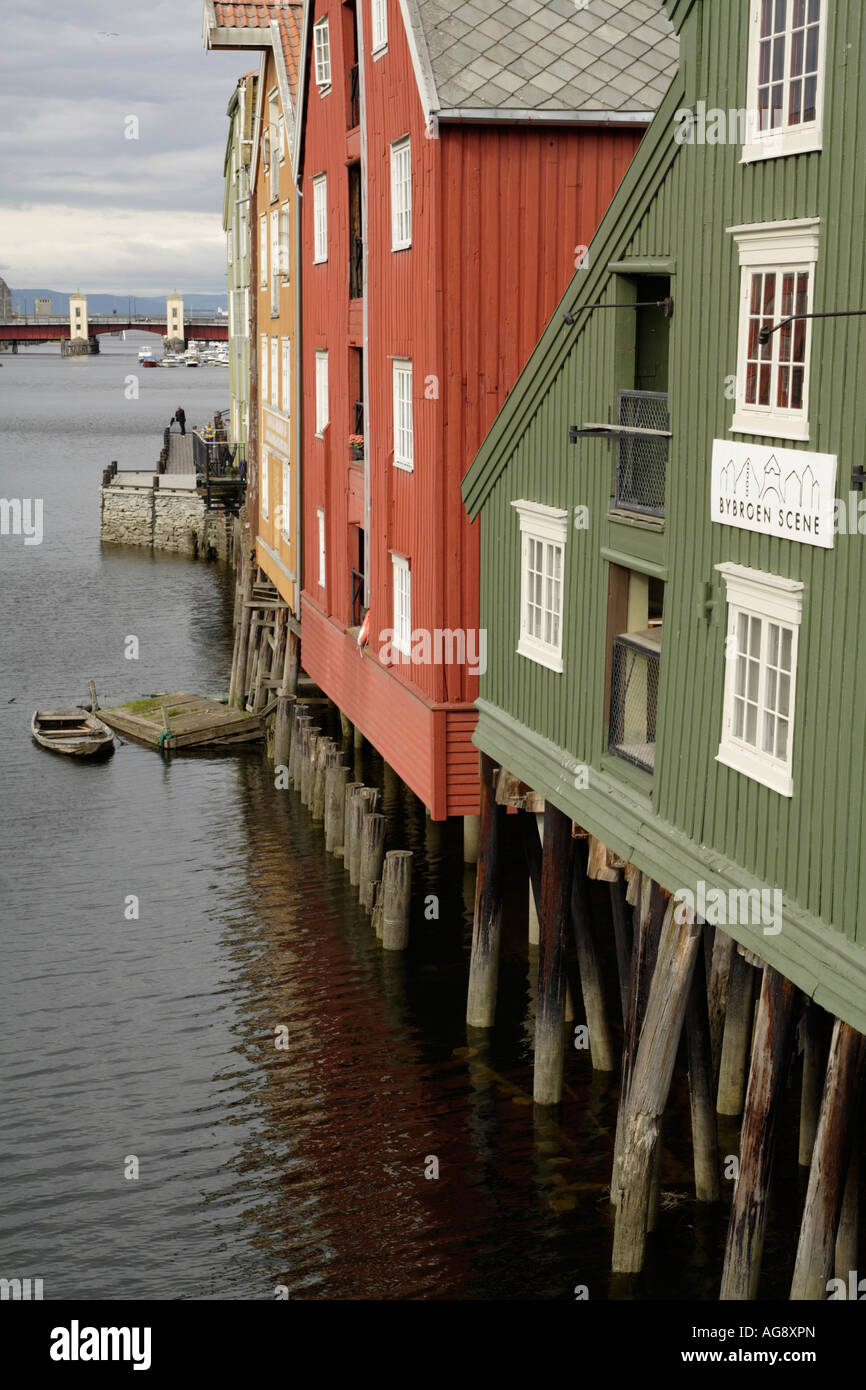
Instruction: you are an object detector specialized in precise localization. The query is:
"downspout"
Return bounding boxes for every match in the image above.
[357,0,371,611]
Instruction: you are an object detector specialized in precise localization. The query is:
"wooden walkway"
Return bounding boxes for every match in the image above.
[98,692,264,751]
[165,433,195,474]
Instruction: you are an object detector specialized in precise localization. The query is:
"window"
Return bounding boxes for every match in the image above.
[390,137,412,250]
[270,209,280,315]
[278,204,291,279]
[313,18,331,89]
[393,359,413,469]
[259,215,268,286]
[743,0,826,163]
[269,94,281,200]
[317,508,326,588]
[270,337,279,410]
[392,554,411,656]
[315,351,329,435]
[313,175,327,263]
[730,219,819,441]
[261,447,269,518]
[281,338,291,416]
[372,0,388,53]
[607,569,664,775]
[282,461,291,540]
[512,500,568,673]
[717,563,804,796]
[260,334,268,405]
[227,229,234,266]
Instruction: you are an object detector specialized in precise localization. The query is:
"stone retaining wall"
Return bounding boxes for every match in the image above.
[100,483,234,564]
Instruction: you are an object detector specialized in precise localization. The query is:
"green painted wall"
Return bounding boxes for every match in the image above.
[464,0,866,1031]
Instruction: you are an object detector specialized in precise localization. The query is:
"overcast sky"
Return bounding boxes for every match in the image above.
[0,2,251,294]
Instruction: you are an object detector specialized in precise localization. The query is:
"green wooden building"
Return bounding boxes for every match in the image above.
[462,0,865,1296]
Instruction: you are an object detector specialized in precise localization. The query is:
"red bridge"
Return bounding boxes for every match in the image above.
[0,314,228,345]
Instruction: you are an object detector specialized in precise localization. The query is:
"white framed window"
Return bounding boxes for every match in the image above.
[390,137,412,250]
[227,228,234,267]
[259,215,267,287]
[729,219,819,442]
[278,204,291,279]
[259,334,268,405]
[261,446,270,518]
[281,337,291,416]
[372,0,388,54]
[313,18,331,89]
[313,174,327,264]
[281,461,291,540]
[315,351,329,436]
[512,500,568,674]
[317,508,326,588]
[392,553,411,656]
[742,0,826,164]
[270,337,279,409]
[269,94,281,199]
[716,563,804,797]
[270,209,280,315]
[393,359,413,469]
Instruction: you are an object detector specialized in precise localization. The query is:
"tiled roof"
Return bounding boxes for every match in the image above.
[276,4,303,102]
[409,0,679,115]
[213,3,273,27]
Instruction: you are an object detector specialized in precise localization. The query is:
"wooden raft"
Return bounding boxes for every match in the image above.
[98,692,264,751]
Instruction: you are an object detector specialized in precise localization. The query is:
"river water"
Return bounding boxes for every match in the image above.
[0,340,804,1301]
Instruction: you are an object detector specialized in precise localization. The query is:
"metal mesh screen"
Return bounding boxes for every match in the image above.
[615,390,669,516]
[609,635,660,773]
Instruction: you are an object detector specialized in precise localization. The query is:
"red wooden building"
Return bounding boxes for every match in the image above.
[296,0,677,822]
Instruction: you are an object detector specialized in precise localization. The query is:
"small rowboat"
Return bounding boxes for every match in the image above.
[31,710,115,759]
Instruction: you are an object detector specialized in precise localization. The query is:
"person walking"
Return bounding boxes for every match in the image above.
[171,406,186,435]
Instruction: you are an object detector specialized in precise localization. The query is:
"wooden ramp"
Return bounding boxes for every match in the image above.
[98,692,264,751]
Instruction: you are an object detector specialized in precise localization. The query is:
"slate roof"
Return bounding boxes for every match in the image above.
[407,0,678,116]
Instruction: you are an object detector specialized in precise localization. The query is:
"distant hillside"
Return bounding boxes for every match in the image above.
[10,289,228,316]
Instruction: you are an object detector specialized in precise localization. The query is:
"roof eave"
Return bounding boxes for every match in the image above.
[207,27,274,50]
[436,108,656,127]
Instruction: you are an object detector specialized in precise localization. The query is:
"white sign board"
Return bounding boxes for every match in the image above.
[711,439,837,549]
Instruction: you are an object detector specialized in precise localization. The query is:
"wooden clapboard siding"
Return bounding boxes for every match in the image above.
[463,0,866,1031]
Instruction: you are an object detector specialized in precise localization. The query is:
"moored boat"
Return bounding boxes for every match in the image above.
[31,710,115,759]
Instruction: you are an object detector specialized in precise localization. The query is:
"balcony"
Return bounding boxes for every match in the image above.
[349,233,363,301]
[608,627,661,774]
[614,390,669,518]
[349,65,360,130]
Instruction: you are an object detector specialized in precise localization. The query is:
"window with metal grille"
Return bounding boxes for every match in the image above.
[717,563,803,797]
[731,220,818,441]
[313,175,327,263]
[317,508,326,588]
[609,630,661,773]
[315,351,329,435]
[512,500,568,673]
[392,554,411,655]
[390,137,412,250]
[744,0,825,161]
[615,390,669,517]
[393,359,413,469]
[313,19,331,88]
[282,461,291,540]
[372,0,388,52]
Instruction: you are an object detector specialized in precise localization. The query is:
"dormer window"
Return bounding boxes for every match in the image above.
[743,0,826,162]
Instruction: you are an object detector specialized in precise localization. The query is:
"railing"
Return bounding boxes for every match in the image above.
[614,390,669,517]
[608,629,661,774]
[350,569,365,627]
[349,65,360,128]
[349,233,364,299]
[353,400,364,434]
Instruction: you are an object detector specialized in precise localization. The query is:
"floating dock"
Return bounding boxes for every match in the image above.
[98,693,264,751]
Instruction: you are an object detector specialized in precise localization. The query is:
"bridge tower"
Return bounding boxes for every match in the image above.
[166,292,185,351]
[62,292,98,357]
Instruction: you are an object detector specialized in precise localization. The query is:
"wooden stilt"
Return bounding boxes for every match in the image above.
[466,754,507,1029]
[342,781,363,872]
[372,881,384,940]
[612,901,702,1272]
[608,878,632,1028]
[288,703,308,786]
[359,813,386,911]
[339,711,352,741]
[349,788,378,886]
[799,1000,830,1168]
[707,929,735,1085]
[292,715,311,792]
[284,629,300,697]
[533,802,575,1106]
[719,966,797,1300]
[229,551,255,709]
[325,765,350,853]
[300,727,320,806]
[311,738,332,822]
[570,841,616,1072]
[834,1142,860,1284]
[272,609,287,692]
[382,850,413,950]
[716,948,756,1117]
[273,694,291,769]
[686,928,720,1203]
[790,1018,866,1301]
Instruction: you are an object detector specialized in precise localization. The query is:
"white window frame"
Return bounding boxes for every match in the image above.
[392,553,411,657]
[261,446,270,519]
[315,351,329,436]
[270,337,279,410]
[270,208,280,316]
[317,508,326,589]
[313,174,327,264]
[729,219,820,442]
[512,500,568,674]
[259,334,268,406]
[281,460,291,541]
[313,18,331,90]
[393,359,413,470]
[716,563,804,797]
[269,93,281,200]
[390,137,412,250]
[372,0,388,53]
[742,0,827,164]
[278,204,291,280]
[259,215,268,287]
[281,337,291,417]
